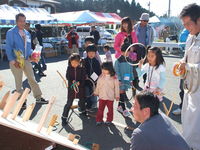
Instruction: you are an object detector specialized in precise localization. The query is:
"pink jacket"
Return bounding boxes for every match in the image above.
[94,74,120,101]
[114,31,138,58]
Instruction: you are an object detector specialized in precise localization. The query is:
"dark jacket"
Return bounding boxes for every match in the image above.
[83,57,102,86]
[90,30,100,45]
[36,30,43,46]
[66,66,86,100]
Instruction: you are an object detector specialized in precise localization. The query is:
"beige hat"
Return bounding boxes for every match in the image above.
[140,13,149,21]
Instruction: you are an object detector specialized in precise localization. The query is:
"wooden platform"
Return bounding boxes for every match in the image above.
[0,110,88,150]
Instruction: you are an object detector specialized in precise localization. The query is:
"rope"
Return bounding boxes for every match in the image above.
[85,78,96,98]
[70,81,79,93]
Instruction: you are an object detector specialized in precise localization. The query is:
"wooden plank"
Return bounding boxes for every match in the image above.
[37,96,56,132]
[1,92,20,118]
[0,91,10,110]
[11,88,30,120]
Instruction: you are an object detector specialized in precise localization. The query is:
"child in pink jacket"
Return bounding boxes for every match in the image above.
[95,62,120,126]
[114,17,138,58]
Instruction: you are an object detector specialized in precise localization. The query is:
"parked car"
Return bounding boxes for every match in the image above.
[106,29,118,36]
[76,26,113,40]
[76,26,113,46]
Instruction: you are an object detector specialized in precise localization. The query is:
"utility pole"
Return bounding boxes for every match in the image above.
[168,0,171,17]
[148,1,151,12]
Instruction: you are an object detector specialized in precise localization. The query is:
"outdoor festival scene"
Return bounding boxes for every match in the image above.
[0,0,200,150]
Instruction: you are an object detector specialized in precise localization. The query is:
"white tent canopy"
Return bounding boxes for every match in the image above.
[52,10,122,25]
[149,16,160,23]
[0,4,56,25]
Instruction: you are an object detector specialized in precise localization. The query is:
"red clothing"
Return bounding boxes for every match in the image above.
[114,31,138,58]
[96,99,114,122]
[66,31,79,48]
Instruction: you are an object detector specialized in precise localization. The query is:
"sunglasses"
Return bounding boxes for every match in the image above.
[141,20,148,22]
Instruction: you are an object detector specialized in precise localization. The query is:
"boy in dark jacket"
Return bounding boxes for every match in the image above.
[84,44,102,111]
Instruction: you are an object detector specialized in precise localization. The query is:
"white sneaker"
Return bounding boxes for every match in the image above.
[117,106,123,113]
[123,110,131,117]
[172,108,181,115]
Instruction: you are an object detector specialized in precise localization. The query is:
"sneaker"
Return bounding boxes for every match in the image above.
[61,116,68,126]
[36,98,49,104]
[172,108,181,115]
[123,110,131,117]
[96,122,103,126]
[117,106,123,113]
[21,102,27,109]
[105,121,112,126]
[38,72,47,77]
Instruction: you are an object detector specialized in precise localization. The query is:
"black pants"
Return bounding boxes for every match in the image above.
[118,93,126,111]
[179,79,184,109]
[62,98,86,118]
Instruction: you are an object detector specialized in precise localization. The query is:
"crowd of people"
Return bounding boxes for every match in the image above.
[4,3,200,150]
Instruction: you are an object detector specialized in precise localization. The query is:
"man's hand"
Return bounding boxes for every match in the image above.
[10,60,20,68]
[179,62,186,71]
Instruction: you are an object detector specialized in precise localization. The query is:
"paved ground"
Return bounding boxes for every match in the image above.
[0,50,184,150]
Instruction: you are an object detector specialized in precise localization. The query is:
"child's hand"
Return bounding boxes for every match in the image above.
[76,82,80,86]
[94,93,98,96]
[138,59,144,68]
[153,88,161,96]
[116,97,120,101]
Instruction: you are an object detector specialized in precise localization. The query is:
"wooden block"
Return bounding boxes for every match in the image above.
[68,133,76,141]
[46,114,58,135]
[37,97,56,132]
[0,91,10,110]
[22,103,36,121]
[1,92,20,118]
[11,88,30,120]
[48,114,58,127]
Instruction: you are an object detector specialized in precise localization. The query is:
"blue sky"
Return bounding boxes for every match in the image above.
[128,0,200,17]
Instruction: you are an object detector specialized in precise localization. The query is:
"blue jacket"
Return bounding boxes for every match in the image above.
[114,55,134,91]
[134,23,154,46]
[6,26,33,61]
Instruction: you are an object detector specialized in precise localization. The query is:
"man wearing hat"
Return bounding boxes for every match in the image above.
[134,13,154,47]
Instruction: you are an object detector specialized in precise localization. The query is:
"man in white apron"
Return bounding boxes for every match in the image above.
[179,4,200,150]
